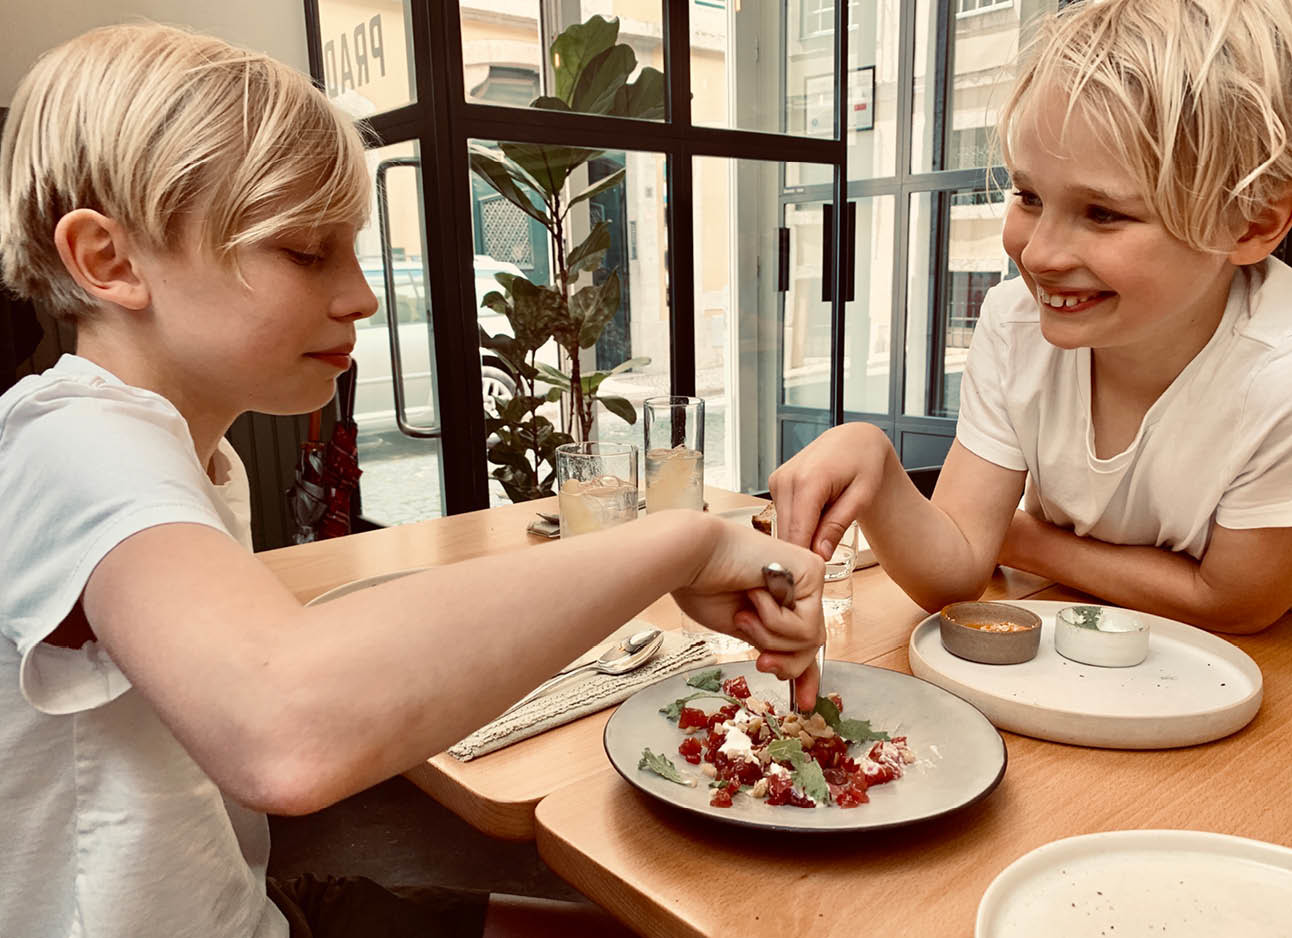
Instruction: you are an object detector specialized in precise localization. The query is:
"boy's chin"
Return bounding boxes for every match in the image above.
[262,380,342,416]
[1038,317,1091,351]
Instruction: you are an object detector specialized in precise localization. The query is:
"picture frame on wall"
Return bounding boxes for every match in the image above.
[850,65,875,133]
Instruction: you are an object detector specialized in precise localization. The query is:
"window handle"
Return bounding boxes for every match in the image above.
[845,200,857,303]
[777,227,790,292]
[821,202,834,303]
[375,157,440,440]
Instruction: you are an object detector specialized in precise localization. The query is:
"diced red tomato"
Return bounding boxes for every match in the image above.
[721,676,751,699]
[678,737,702,764]
[677,707,708,730]
[709,782,734,808]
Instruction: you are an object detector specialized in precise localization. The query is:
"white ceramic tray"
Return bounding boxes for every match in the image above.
[908,599,1261,749]
[977,830,1292,938]
[717,505,877,569]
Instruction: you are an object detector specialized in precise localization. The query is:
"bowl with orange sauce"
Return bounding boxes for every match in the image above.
[938,601,1042,665]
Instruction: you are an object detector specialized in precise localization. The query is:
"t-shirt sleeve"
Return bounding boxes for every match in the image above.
[954,281,1029,472]
[1216,348,1292,530]
[0,382,234,715]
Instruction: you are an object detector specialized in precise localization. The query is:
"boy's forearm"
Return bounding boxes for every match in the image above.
[276,510,715,809]
[858,444,998,611]
[998,511,1269,634]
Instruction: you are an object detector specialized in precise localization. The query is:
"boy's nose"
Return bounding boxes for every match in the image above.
[1019,215,1078,274]
[334,253,379,321]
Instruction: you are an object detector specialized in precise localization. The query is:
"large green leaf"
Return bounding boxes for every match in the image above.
[534,361,572,390]
[499,142,598,198]
[607,355,651,376]
[468,145,549,224]
[569,44,635,115]
[566,220,611,276]
[574,269,621,348]
[531,96,571,112]
[568,168,625,211]
[551,15,620,103]
[614,67,666,120]
[593,393,637,425]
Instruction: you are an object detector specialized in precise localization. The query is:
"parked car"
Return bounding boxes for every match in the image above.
[352,255,536,435]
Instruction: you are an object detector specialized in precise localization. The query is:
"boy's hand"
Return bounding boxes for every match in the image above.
[671,516,826,708]
[768,422,896,560]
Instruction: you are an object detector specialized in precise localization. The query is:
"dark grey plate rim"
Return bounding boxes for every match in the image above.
[603,659,1007,834]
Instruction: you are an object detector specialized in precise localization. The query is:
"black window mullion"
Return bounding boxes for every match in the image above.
[423,0,490,513]
[829,0,850,428]
[889,0,919,432]
[664,0,695,397]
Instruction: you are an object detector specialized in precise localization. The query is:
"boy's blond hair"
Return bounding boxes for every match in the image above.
[998,0,1292,254]
[0,22,370,319]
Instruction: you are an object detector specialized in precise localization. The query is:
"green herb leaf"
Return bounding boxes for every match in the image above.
[686,669,724,692]
[638,749,695,786]
[1072,605,1103,629]
[658,691,739,721]
[793,760,831,806]
[813,696,890,744]
[766,737,809,770]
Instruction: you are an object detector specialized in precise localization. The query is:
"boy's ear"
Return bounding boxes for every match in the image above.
[53,210,150,311]
[1228,190,1292,266]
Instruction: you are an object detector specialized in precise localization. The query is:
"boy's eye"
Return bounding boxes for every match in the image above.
[284,248,325,266]
[1086,205,1128,224]
[1011,189,1040,208]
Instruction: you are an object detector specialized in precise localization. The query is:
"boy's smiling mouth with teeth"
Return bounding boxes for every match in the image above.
[1036,286,1107,309]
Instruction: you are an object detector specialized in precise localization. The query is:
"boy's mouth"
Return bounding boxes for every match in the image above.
[1035,286,1110,311]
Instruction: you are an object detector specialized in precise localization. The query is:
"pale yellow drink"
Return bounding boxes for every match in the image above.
[644,445,704,512]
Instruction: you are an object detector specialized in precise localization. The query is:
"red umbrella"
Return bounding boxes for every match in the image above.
[287,361,362,542]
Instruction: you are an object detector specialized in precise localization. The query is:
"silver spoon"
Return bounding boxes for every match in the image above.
[761,562,824,713]
[499,628,664,718]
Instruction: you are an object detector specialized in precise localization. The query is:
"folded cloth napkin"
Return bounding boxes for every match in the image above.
[448,620,715,761]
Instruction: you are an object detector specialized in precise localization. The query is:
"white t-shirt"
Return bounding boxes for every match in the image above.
[0,355,286,938]
[956,257,1292,560]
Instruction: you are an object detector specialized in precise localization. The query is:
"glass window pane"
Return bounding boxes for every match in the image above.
[470,140,668,505]
[911,0,1058,174]
[351,141,446,524]
[903,185,1011,418]
[694,157,835,494]
[693,1,839,137]
[843,195,894,414]
[846,1,898,180]
[318,0,417,117]
[461,2,666,122]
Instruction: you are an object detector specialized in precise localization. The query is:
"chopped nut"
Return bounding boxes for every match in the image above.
[757,747,772,765]
[700,762,718,778]
[745,696,768,715]
[798,730,814,748]
[746,716,764,738]
[750,777,769,798]
[806,713,829,733]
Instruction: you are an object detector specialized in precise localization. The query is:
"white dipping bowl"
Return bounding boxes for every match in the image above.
[1054,605,1150,667]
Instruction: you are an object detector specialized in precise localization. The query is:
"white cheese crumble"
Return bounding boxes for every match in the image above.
[717,724,756,763]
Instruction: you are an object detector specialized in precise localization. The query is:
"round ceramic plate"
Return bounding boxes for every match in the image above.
[977,830,1292,937]
[603,659,1006,833]
[304,567,428,606]
[909,600,1262,749]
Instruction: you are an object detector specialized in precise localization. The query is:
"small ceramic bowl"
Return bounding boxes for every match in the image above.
[939,601,1042,665]
[1055,605,1149,667]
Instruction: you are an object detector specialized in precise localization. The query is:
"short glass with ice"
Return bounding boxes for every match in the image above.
[555,442,639,538]
[643,396,705,513]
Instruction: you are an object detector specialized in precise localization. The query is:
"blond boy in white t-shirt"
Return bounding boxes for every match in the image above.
[771,0,1292,634]
[0,24,826,938]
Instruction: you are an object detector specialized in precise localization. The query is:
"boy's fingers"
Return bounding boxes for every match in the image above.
[754,649,821,703]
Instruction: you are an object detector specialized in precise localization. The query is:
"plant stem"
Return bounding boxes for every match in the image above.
[551,194,588,440]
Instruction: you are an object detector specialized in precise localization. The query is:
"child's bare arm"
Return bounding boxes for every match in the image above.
[999,512,1292,633]
[80,511,824,817]
[770,425,1026,611]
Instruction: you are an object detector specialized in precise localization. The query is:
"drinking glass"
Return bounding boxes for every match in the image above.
[555,442,639,538]
[822,521,860,628]
[643,396,705,513]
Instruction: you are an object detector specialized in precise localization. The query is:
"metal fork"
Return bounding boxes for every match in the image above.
[761,563,825,714]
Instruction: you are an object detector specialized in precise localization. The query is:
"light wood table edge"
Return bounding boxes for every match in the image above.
[403,758,540,841]
[534,804,705,938]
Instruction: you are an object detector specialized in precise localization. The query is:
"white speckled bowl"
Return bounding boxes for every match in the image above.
[1054,605,1149,667]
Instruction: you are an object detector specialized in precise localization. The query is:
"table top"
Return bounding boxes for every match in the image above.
[259,485,1052,840]
[533,584,1292,937]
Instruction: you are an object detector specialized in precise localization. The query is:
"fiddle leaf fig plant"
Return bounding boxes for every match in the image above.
[473,15,664,501]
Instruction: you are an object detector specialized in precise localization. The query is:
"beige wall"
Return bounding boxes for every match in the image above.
[2,0,309,106]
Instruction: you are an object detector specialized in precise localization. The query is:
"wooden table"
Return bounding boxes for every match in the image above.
[260,486,1051,840]
[534,584,1292,937]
